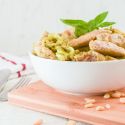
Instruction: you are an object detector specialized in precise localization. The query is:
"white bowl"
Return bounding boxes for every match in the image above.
[30,53,125,95]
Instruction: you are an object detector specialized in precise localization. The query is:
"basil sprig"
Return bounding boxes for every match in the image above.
[61,11,115,37]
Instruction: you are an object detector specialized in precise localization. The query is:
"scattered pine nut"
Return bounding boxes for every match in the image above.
[33,119,43,125]
[84,98,91,101]
[111,91,121,98]
[66,120,76,125]
[96,106,105,111]
[121,92,125,97]
[84,103,94,108]
[120,98,125,104]
[84,98,96,104]
[105,104,111,109]
[104,93,111,99]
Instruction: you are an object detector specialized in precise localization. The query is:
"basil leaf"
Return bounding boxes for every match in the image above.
[88,19,97,31]
[99,22,116,27]
[87,11,108,31]
[60,19,88,29]
[61,19,89,37]
[94,11,108,25]
[75,26,88,37]
[60,11,116,37]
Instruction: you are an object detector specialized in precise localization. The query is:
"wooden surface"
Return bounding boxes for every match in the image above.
[8,81,125,125]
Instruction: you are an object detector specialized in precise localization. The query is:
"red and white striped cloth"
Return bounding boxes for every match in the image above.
[0,53,34,80]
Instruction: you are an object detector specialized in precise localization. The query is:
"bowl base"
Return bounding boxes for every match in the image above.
[54,88,104,96]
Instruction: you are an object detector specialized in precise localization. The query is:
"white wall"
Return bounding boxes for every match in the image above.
[0,0,125,55]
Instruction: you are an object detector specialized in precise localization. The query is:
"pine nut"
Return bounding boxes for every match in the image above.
[84,98,91,101]
[84,103,94,108]
[104,93,111,99]
[96,106,105,111]
[121,92,125,97]
[105,104,111,109]
[33,119,42,125]
[67,120,76,125]
[111,91,121,98]
[84,98,96,104]
[120,98,125,104]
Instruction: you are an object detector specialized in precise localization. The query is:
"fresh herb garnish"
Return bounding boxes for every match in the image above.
[61,11,115,37]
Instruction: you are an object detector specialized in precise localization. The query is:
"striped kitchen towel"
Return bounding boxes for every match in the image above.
[0,53,34,80]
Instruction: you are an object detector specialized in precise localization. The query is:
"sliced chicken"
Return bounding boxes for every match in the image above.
[69,29,112,48]
[32,42,42,56]
[41,46,56,59]
[60,28,75,43]
[89,40,125,57]
[33,42,56,59]
[61,28,75,39]
[111,28,125,37]
[110,34,125,48]
[96,33,125,48]
[96,33,111,42]
[74,51,106,61]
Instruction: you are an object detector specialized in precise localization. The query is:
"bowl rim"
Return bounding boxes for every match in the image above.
[29,52,125,64]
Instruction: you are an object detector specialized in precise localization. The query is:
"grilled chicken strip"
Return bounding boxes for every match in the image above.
[89,40,125,57]
[74,51,106,61]
[111,28,125,37]
[61,28,75,40]
[33,42,56,59]
[110,34,125,48]
[96,33,111,42]
[96,33,125,48]
[69,29,112,48]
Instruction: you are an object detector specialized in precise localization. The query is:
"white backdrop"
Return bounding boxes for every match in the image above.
[0,0,125,55]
